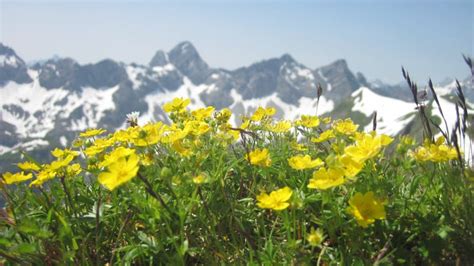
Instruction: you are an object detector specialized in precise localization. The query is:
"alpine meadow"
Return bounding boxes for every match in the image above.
[1,1,474,264]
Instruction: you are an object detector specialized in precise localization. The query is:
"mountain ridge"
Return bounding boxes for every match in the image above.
[0,41,473,172]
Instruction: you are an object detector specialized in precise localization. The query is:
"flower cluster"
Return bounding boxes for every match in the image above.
[410,136,459,162]
[1,96,470,265]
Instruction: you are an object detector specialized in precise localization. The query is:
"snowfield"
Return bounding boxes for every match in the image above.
[352,87,416,135]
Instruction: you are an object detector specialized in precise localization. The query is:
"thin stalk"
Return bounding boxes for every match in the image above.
[60,176,78,220]
[109,211,133,265]
[95,186,102,264]
[317,246,327,266]
[137,172,175,218]
[197,187,212,220]
[37,186,52,209]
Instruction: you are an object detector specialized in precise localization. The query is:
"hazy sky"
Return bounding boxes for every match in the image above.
[1,0,472,83]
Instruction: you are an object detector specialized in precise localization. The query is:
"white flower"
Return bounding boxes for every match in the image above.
[126,111,140,127]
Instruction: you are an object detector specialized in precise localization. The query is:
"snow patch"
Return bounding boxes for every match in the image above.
[59,136,68,147]
[126,65,146,90]
[228,89,334,124]
[295,66,314,80]
[431,96,474,164]
[152,64,175,76]
[0,79,118,137]
[0,139,50,155]
[352,87,415,135]
[0,55,19,67]
[141,77,207,123]
[318,69,332,91]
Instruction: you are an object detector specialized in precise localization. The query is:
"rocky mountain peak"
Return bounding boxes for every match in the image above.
[279,53,296,64]
[37,58,127,90]
[168,41,210,84]
[37,57,80,89]
[328,59,348,69]
[0,43,17,56]
[0,43,32,85]
[315,59,360,104]
[149,50,169,67]
[356,72,369,87]
[79,59,128,89]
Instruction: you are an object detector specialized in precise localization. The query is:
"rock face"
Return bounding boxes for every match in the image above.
[149,50,169,67]
[168,41,211,84]
[37,58,81,90]
[316,59,360,104]
[36,58,127,90]
[1,41,472,172]
[0,43,32,85]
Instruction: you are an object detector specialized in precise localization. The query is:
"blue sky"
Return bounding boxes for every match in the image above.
[1,0,472,83]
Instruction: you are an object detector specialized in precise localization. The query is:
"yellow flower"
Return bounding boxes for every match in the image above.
[251,107,276,122]
[79,128,106,138]
[112,128,134,143]
[401,135,415,146]
[307,228,325,247]
[163,97,191,113]
[215,108,232,123]
[215,125,240,144]
[311,130,335,143]
[84,138,114,157]
[430,144,458,162]
[30,167,56,187]
[347,192,386,228]
[171,140,193,157]
[344,132,393,162]
[226,128,241,141]
[267,120,292,133]
[187,121,211,136]
[308,167,345,190]
[66,163,82,176]
[288,155,323,170]
[322,117,332,124]
[246,148,272,167]
[256,186,293,211]
[139,153,154,166]
[17,161,40,171]
[336,155,364,179]
[50,155,75,171]
[98,152,140,190]
[296,115,320,128]
[192,174,207,184]
[290,141,307,151]
[161,124,191,143]
[409,146,430,161]
[100,147,136,168]
[265,107,276,116]
[333,119,358,135]
[2,172,33,185]
[192,106,215,121]
[51,148,79,158]
[410,136,458,162]
[133,122,164,147]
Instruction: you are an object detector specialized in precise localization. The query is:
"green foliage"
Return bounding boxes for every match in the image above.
[0,102,473,265]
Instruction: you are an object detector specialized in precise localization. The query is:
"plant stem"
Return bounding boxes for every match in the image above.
[95,186,102,264]
[137,172,175,217]
[60,176,78,220]
[109,210,133,265]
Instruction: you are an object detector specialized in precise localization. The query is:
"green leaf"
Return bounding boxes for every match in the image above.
[178,240,189,256]
[437,225,453,239]
[13,243,37,254]
[0,237,12,247]
[17,220,39,234]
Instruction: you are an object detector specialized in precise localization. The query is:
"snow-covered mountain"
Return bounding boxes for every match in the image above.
[0,41,473,171]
